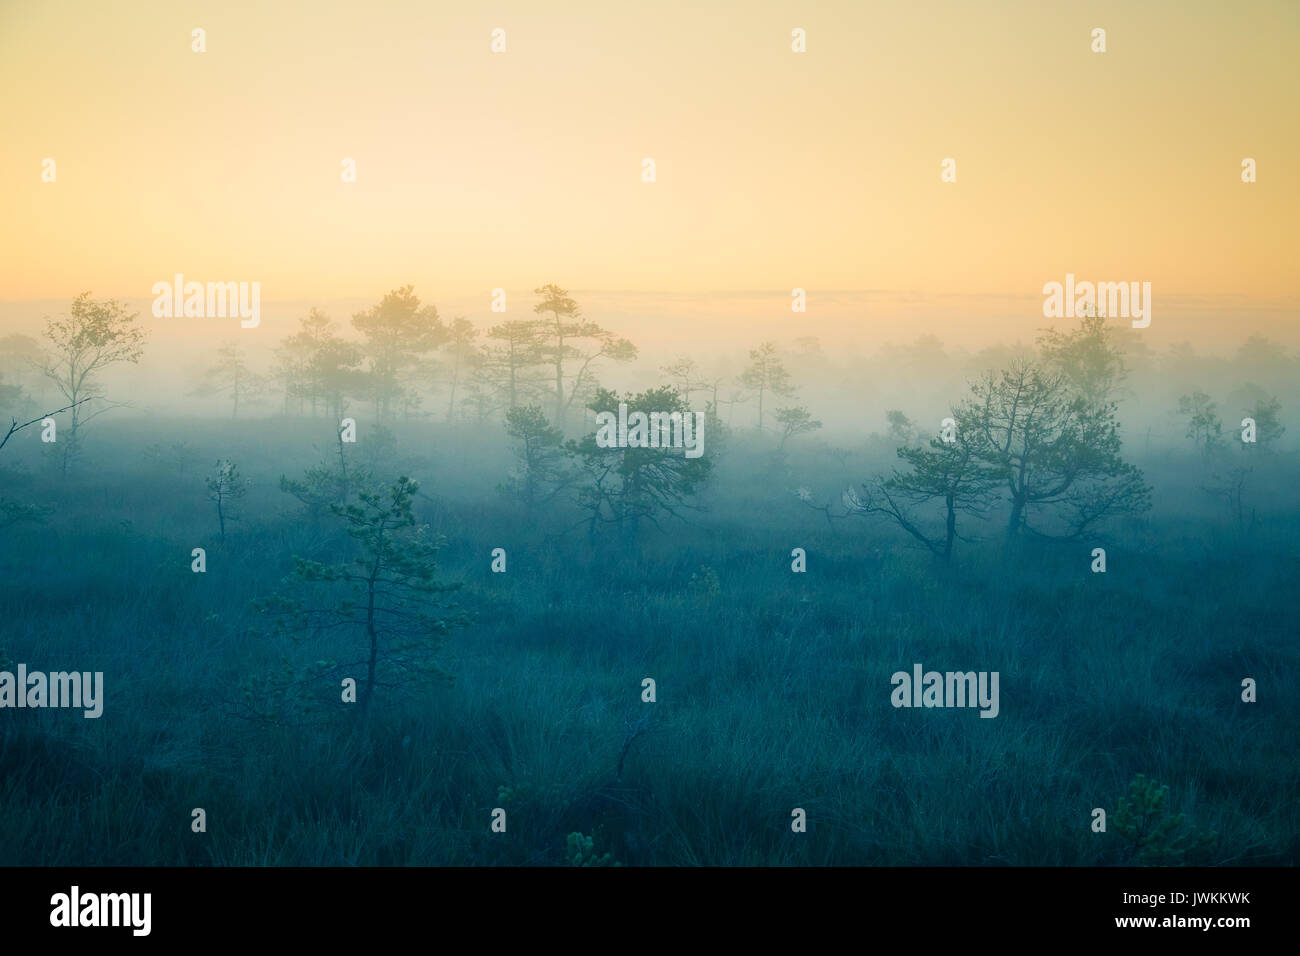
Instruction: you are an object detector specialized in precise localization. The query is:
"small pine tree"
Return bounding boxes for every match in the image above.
[205,458,250,543]
[500,404,572,507]
[1177,391,1223,456]
[256,476,468,715]
[1114,774,1217,865]
[566,831,621,867]
[774,405,822,450]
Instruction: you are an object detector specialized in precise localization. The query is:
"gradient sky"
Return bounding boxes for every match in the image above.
[1,0,1296,349]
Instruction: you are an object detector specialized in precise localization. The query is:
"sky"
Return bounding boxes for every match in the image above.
[1,0,1296,353]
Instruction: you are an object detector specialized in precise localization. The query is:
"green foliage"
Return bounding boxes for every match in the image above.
[1,412,1296,867]
[566,831,621,867]
[1177,391,1223,455]
[568,386,713,539]
[0,496,54,532]
[961,359,1151,538]
[235,657,342,725]
[885,409,917,444]
[1038,314,1127,407]
[255,476,469,713]
[351,286,445,419]
[1243,394,1285,450]
[774,406,821,450]
[740,341,795,432]
[532,284,638,430]
[689,564,721,606]
[278,423,408,518]
[275,308,366,418]
[205,458,251,542]
[39,292,147,474]
[1114,774,1217,866]
[849,406,1000,563]
[500,404,571,507]
[280,464,354,518]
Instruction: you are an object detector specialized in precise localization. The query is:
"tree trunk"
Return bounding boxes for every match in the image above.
[363,562,379,716]
[553,317,565,430]
[944,494,956,564]
[1006,496,1024,539]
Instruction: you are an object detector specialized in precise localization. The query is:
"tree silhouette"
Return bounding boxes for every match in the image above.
[774,406,822,450]
[275,308,347,415]
[0,399,87,531]
[483,319,548,412]
[1038,313,1128,407]
[568,386,711,542]
[534,283,582,428]
[205,458,251,543]
[533,284,637,431]
[39,292,146,474]
[885,409,917,444]
[661,357,708,407]
[0,334,45,408]
[352,286,445,419]
[1243,394,1285,450]
[256,476,468,715]
[191,342,266,418]
[846,406,998,563]
[501,404,572,507]
[963,360,1150,539]
[437,317,480,424]
[1177,391,1223,456]
[280,420,370,518]
[740,342,795,432]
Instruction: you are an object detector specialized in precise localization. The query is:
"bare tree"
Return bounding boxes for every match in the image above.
[0,398,89,455]
[661,357,708,407]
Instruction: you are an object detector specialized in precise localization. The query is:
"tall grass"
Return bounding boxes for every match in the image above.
[1,419,1296,865]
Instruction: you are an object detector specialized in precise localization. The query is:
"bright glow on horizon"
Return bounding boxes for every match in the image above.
[0,0,1296,347]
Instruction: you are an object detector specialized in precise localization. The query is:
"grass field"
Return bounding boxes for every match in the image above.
[1,416,1296,866]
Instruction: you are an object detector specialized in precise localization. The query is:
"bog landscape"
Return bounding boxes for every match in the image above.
[1,2,1296,868]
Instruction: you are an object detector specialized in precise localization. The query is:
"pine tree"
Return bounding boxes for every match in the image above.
[256,477,468,715]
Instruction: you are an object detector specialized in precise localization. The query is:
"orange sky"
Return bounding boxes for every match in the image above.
[1,0,1296,348]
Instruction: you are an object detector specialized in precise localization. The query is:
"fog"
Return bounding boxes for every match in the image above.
[1,289,1296,867]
